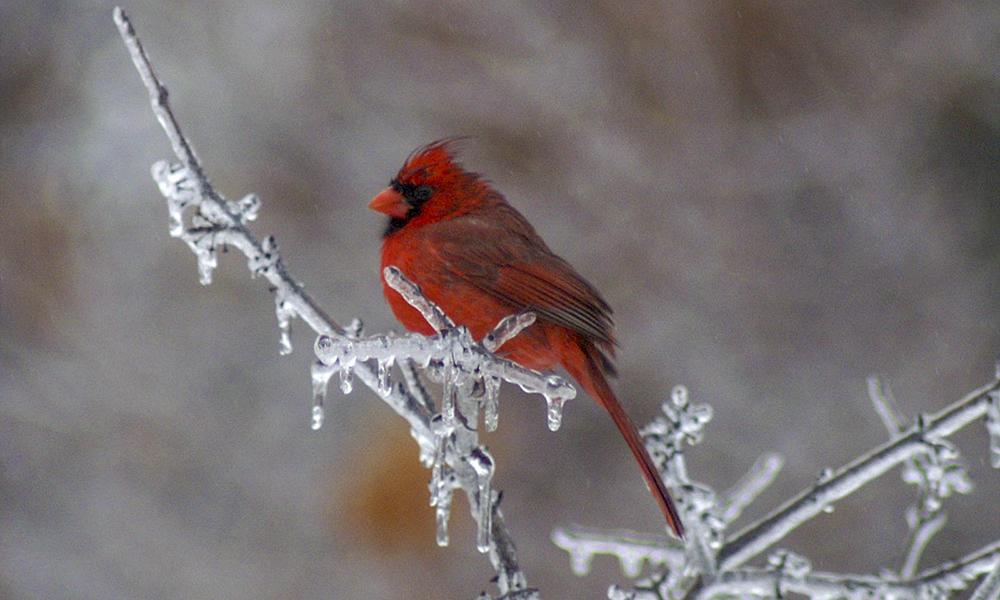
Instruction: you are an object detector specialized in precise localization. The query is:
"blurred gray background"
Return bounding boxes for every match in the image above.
[2,0,999,598]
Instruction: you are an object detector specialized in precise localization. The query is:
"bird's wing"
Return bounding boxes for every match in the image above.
[426,207,616,348]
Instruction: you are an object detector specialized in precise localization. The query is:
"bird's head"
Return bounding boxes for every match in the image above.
[370,139,495,237]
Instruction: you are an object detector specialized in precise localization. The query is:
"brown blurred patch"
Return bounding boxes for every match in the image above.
[920,81,1000,235]
[710,0,851,118]
[331,419,438,554]
[0,52,52,123]
[0,173,77,350]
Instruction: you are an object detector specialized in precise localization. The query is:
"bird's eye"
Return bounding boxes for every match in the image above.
[411,185,433,203]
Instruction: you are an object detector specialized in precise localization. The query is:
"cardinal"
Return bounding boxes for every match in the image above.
[369,140,683,537]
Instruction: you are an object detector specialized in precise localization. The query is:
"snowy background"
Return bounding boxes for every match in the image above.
[2,0,999,598]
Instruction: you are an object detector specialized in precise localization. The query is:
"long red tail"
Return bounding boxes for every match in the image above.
[574,355,685,538]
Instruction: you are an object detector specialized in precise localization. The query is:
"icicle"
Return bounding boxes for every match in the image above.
[435,489,453,547]
[196,248,216,285]
[430,430,444,507]
[192,236,217,285]
[339,360,355,394]
[428,418,453,547]
[538,375,572,431]
[987,393,1000,468]
[442,363,457,423]
[569,549,594,577]
[310,359,333,431]
[617,545,645,578]
[468,448,495,553]
[483,375,501,432]
[311,403,324,430]
[377,356,395,396]
[546,394,566,432]
[276,303,294,356]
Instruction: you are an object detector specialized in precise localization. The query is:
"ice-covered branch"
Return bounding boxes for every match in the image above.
[114,8,533,596]
[719,453,784,525]
[382,265,456,332]
[570,526,1000,600]
[313,275,573,433]
[552,527,685,579]
[695,540,1000,600]
[559,376,1000,600]
[311,267,577,558]
[113,7,339,349]
[868,377,970,578]
[719,376,998,572]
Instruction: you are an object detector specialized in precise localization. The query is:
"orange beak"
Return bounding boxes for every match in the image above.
[368,188,410,219]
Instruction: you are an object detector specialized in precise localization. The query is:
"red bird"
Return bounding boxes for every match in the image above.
[369,140,684,537]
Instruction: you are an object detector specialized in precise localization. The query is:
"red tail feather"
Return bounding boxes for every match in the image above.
[574,354,685,538]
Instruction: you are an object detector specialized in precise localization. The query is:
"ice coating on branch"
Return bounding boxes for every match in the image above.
[551,526,683,579]
[384,265,454,331]
[720,453,783,524]
[312,289,576,434]
[152,160,197,237]
[227,193,260,223]
[987,392,1000,468]
[901,438,972,501]
[643,385,713,463]
[767,549,812,579]
[308,266,581,556]
[483,312,537,352]
[250,235,280,279]
[967,559,1000,600]
[866,375,975,576]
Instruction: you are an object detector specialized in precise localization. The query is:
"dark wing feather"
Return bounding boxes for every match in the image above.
[426,205,616,348]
